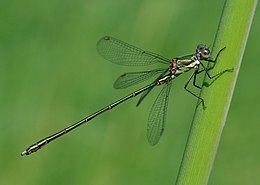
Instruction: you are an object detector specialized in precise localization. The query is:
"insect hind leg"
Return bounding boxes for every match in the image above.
[184,70,205,107]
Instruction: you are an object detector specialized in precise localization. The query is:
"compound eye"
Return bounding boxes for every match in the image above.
[197,44,205,50]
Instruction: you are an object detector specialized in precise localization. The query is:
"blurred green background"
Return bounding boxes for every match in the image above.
[0,0,259,185]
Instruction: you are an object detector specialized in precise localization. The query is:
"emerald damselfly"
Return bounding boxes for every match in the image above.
[21,36,232,156]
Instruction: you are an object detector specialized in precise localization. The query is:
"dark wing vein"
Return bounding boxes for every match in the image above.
[114,69,165,89]
[136,68,169,106]
[97,36,170,66]
[147,81,172,146]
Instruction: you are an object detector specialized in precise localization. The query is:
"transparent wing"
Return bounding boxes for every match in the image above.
[136,68,169,107]
[97,36,170,66]
[114,69,165,89]
[136,85,155,107]
[147,81,172,146]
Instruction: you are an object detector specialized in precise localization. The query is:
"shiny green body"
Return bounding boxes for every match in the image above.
[21,36,230,156]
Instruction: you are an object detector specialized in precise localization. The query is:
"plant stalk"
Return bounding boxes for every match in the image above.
[175,0,258,184]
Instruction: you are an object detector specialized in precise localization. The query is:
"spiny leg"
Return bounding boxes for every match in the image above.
[192,64,216,89]
[184,70,205,106]
[200,62,233,79]
[206,47,226,63]
[192,68,205,89]
[184,47,232,107]
[200,46,233,80]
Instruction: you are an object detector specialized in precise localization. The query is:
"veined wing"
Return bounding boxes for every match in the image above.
[136,68,169,107]
[114,69,165,89]
[97,36,170,66]
[147,81,172,146]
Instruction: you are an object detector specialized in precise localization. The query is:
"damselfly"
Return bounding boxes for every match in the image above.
[21,36,232,156]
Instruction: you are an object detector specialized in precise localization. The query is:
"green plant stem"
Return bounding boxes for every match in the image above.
[175,0,258,185]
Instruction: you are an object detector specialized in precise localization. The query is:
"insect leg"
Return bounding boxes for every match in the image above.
[200,62,233,79]
[192,67,206,89]
[206,47,226,63]
[184,70,205,104]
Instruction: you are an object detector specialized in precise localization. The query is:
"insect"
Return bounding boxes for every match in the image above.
[21,36,232,156]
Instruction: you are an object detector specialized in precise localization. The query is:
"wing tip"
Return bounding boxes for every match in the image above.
[148,138,159,146]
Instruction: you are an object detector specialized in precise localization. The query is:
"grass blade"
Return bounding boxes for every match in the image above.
[175,0,258,184]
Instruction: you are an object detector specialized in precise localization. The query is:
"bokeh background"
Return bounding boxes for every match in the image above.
[0,0,259,185]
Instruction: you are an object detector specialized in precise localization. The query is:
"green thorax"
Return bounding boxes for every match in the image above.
[175,54,198,75]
